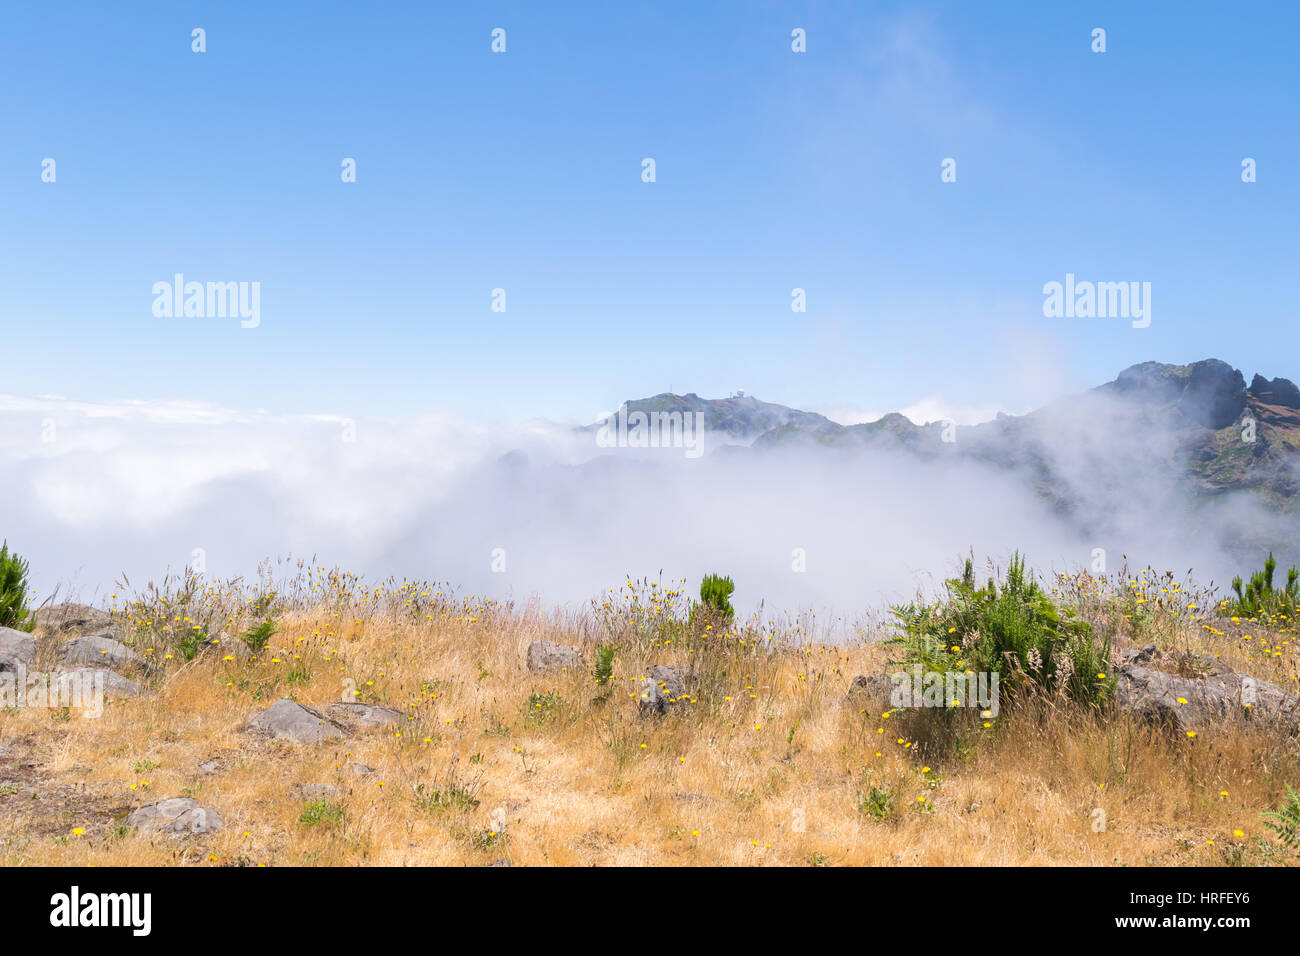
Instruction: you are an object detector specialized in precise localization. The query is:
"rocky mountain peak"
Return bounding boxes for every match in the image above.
[1107,358,1246,429]
[1249,374,1300,409]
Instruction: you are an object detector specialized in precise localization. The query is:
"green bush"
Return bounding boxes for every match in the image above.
[176,623,209,661]
[0,541,34,632]
[858,784,894,819]
[699,573,735,619]
[689,572,736,636]
[241,617,278,655]
[593,644,617,687]
[890,553,1113,707]
[524,690,563,726]
[298,800,345,827]
[1229,552,1298,621]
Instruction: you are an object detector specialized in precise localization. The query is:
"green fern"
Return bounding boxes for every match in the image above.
[1262,784,1300,854]
[176,623,209,661]
[241,618,278,655]
[890,552,1113,707]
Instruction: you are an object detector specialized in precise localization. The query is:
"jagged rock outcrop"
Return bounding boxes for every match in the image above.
[1249,374,1300,409]
[1184,359,1248,429]
[1106,359,1247,429]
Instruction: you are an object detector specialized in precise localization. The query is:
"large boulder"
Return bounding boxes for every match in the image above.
[247,699,347,744]
[128,797,223,837]
[527,640,582,674]
[0,627,36,673]
[56,632,143,671]
[31,603,113,637]
[1116,646,1300,733]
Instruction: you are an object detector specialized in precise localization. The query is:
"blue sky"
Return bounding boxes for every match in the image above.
[3,1,1297,424]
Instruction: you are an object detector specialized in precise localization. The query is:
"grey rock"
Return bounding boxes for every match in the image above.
[128,797,223,836]
[56,633,142,670]
[1116,663,1300,733]
[1118,643,1226,675]
[846,673,894,708]
[1113,360,1247,430]
[31,603,113,637]
[527,640,582,674]
[1107,362,1188,405]
[0,627,36,674]
[638,665,686,715]
[198,759,222,774]
[299,783,341,801]
[1249,374,1300,408]
[1183,359,1247,430]
[247,699,347,744]
[326,701,407,730]
[1117,643,1160,667]
[53,668,142,700]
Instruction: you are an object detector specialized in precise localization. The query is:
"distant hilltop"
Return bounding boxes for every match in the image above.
[594,359,1300,504]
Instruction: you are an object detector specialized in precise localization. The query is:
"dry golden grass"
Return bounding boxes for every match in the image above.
[2,575,1298,867]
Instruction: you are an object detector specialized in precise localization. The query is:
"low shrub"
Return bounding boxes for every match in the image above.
[1229,552,1298,621]
[891,553,1113,708]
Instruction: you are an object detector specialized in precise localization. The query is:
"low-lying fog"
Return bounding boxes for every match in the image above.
[1,391,1292,633]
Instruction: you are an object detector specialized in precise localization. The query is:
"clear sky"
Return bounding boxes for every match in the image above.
[3,1,1297,424]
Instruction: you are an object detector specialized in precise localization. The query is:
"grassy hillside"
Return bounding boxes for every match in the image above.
[1,563,1298,866]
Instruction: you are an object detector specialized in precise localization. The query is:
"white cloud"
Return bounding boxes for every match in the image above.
[0,390,1283,627]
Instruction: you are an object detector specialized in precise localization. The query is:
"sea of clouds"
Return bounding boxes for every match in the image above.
[0,390,1291,631]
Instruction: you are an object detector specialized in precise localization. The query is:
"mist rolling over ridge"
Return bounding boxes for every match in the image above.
[4,357,1295,623]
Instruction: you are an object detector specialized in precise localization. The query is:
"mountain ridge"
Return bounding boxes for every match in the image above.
[602,359,1300,503]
